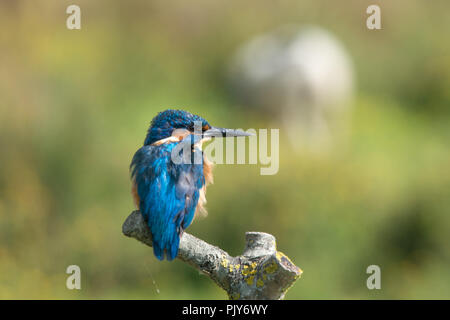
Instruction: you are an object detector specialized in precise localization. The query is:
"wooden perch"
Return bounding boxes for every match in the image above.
[122,210,302,300]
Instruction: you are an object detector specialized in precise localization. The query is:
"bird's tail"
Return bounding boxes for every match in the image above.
[167,232,180,261]
[153,242,164,261]
[152,226,180,261]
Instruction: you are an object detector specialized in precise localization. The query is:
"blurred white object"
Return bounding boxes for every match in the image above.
[229,25,354,152]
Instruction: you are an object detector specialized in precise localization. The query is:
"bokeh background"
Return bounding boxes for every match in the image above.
[0,0,449,299]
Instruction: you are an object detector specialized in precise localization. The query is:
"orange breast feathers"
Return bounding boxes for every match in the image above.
[131,178,140,209]
[195,154,214,217]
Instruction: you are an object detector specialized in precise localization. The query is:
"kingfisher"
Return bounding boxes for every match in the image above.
[130,109,251,261]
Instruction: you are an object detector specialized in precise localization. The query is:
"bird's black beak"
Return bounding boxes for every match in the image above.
[203,126,253,138]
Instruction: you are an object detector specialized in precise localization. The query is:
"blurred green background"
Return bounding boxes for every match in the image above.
[0,0,449,299]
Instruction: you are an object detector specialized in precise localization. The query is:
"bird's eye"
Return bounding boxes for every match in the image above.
[202,124,211,132]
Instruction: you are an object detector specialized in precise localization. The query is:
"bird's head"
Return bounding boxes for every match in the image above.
[144,109,251,146]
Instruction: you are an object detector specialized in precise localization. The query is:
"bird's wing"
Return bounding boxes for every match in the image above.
[130,143,205,260]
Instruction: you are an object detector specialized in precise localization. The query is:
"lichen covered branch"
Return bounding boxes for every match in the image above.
[122,210,302,300]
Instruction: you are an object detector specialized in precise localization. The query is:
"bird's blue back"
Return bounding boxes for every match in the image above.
[130,138,205,261]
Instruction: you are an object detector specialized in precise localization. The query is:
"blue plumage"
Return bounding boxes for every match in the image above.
[144,109,210,146]
[131,136,205,260]
[130,110,208,261]
[130,109,250,261]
